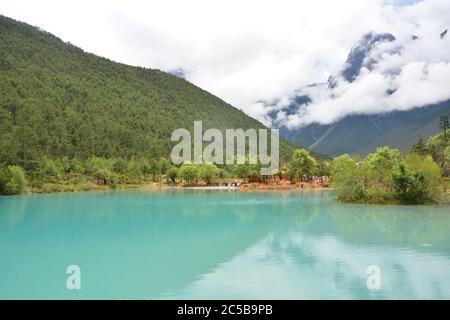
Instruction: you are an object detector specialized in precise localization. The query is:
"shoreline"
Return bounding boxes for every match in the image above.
[8,180,448,198]
[9,181,332,196]
[182,186,239,190]
[5,184,448,206]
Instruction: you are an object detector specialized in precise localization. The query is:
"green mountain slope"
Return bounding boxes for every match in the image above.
[283,101,450,157]
[0,15,296,168]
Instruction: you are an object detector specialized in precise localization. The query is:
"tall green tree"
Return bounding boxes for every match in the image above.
[411,136,428,156]
[179,164,198,184]
[290,149,317,181]
[365,146,400,188]
[331,154,361,201]
[440,115,449,141]
[199,163,219,185]
[426,133,448,170]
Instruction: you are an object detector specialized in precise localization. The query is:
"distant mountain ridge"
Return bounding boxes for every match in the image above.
[341,32,396,83]
[280,100,449,156]
[270,31,450,156]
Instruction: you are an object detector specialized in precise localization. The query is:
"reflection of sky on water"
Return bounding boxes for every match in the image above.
[168,231,450,299]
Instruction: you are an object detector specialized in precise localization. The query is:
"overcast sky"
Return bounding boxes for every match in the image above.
[1,0,449,127]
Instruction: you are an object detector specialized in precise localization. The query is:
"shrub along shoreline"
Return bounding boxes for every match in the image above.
[0,150,329,196]
[1,132,448,205]
[331,132,449,205]
[332,149,443,205]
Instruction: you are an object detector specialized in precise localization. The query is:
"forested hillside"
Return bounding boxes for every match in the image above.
[281,101,450,156]
[0,15,296,170]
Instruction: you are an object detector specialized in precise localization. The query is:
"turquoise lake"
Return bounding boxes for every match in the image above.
[0,190,449,300]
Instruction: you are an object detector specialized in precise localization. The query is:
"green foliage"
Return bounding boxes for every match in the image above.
[217,168,227,180]
[404,153,442,194]
[113,158,128,174]
[332,148,443,204]
[331,154,360,202]
[365,146,401,189]
[352,181,368,202]
[439,115,449,140]
[166,166,178,184]
[158,158,170,176]
[232,164,250,181]
[140,159,153,176]
[411,136,428,156]
[199,163,219,185]
[69,158,85,174]
[426,133,447,166]
[407,131,450,177]
[178,164,199,184]
[392,163,429,204]
[127,158,144,179]
[423,132,449,176]
[85,157,110,174]
[0,15,297,171]
[445,146,450,167]
[226,155,260,182]
[94,168,113,186]
[290,149,317,181]
[317,160,332,177]
[366,147,400,174]
[0,165,27,195]
[38,157,61,179]
[232,163,260,182]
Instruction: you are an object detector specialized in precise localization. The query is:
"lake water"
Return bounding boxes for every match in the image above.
[0,190,449,300]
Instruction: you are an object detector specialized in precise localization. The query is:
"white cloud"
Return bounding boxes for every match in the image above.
[281,4,450,128]
[0,0,449,127]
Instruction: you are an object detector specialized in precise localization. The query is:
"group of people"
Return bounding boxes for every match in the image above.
[299,175,330,190]
[300,174,329,182]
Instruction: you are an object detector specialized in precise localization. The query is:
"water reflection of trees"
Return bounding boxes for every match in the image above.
[279,192,450,252]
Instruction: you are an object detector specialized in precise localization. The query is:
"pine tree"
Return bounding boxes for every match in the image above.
[439,115,449,141]
[411,135,427,156]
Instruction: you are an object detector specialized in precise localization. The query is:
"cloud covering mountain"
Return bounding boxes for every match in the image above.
[268,26,450,129]
[267,26,450,156]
